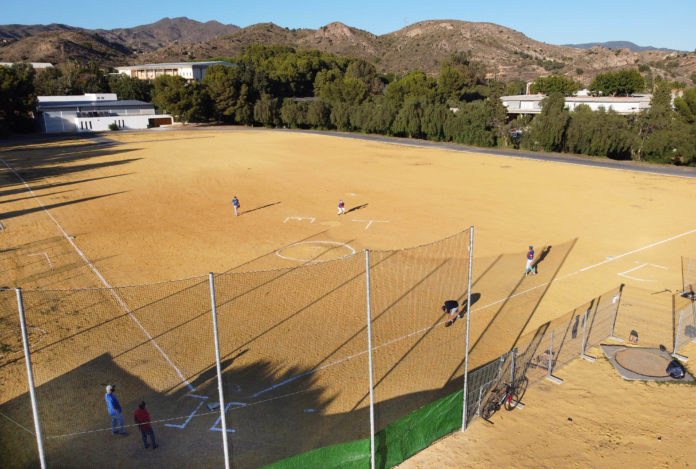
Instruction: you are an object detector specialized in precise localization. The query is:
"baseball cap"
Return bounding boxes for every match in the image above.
[529,245,533,249]
[106,384,114,392]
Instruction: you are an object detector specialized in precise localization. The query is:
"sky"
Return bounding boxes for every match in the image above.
[3,0,695,51]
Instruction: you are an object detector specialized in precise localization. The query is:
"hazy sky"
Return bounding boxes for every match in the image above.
[4,0,694,51]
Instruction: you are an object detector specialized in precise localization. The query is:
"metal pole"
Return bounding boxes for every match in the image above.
[365,251,376,469]
[609,284,625,342]
[16,288,47,469]
[547,330,554,379]
[581,309,596,362]
[462,226,474,431]
[209,273,230,469]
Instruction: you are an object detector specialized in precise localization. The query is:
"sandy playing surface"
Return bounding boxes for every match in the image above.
[1,128,695,468]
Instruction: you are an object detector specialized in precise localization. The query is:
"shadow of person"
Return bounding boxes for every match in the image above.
[345,203,368,214]
[532,245,552,274]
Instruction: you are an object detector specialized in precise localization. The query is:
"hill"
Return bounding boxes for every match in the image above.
[1,18,694,86]
[563,40,681,53]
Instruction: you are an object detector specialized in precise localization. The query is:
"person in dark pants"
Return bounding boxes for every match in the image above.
[442,299,462,327]
[134,401,158,449]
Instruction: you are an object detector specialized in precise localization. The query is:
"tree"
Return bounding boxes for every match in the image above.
[521,92,569,152]
[674,87,696,124]
[391,97,426,138]
[151,75,210,123]
[253,93,279,126]
[564,106,633,159]
[280,98,307,128]
[589,69,645,96]
[529,76,581,96]
[305,99,331,129]
[201,64,241,122]
[0,63,36,134]
[384,71,437,106]
[107,74,152,101]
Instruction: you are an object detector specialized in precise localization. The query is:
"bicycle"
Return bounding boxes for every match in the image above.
[480,376,529,420]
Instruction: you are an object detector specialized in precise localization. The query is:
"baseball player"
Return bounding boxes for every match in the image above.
[337,199,346,215]
[443,299,462,327]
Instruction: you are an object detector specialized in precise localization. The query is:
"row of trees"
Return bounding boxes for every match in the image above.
[523,84,696,163]
[2,45,696,165]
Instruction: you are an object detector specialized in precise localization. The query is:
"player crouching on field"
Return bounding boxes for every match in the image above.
[443,299,464,327]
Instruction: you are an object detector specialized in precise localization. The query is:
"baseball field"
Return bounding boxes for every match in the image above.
[1,128,695,468]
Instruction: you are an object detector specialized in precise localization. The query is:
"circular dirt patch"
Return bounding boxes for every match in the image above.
[614,348,670,378]
[0,327,47,358]
[276,241,356,263]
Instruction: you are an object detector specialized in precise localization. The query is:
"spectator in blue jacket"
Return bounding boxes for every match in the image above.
[105,384,127,435]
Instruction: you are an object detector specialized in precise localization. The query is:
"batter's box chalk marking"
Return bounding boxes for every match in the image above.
[283,217,315,223]
[165,401,204,429]
[28,252,53,269]
[209,402,246,433]
[352,219,389,230]
[618,263,667,282]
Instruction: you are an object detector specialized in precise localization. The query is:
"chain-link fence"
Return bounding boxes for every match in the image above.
[4,231,691,468]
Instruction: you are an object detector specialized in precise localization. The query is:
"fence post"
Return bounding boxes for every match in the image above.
[462,226,474,431]
[208,273,231,469]
[581,308,596,362]
[545,330,563,384]
[16,288,47,469]
[609,284,625,342]
[365,251,376,469]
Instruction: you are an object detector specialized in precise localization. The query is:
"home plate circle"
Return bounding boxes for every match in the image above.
[276,241,356,262]
[614,349,670,378]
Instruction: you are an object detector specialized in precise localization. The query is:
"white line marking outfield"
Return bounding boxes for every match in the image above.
[352,219,389,230]
[275,240,356,263]
[164,400,205,429]
[252,227,696,398]
[0,158,195,392]
[28,252,52,268]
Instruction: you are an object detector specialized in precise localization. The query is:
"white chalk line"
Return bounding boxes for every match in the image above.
[0,158,194,392]
[0,409,35,435]
[252,227,696,398]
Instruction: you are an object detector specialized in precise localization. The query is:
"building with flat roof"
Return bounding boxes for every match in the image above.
[36,93,172,133]
[0,62,53,69]
[115,61,235,82]
[501,94,652,115]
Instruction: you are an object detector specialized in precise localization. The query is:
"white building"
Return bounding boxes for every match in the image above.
[36,93,172,134]
[501,94,652,115]
[115,61,235,82]
[0,62,53,69]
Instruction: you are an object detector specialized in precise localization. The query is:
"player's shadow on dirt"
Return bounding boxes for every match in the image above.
[240,201,281,215]
[532,245,551,274]
[345,203,368,214]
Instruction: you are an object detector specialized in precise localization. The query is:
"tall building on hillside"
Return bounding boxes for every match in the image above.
[115,61,235,82]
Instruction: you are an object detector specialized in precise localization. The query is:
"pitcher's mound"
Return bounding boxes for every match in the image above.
[601,344,694,382]
[614,348,670,378]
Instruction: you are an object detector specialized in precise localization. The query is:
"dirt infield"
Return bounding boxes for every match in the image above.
[1,128,695,468]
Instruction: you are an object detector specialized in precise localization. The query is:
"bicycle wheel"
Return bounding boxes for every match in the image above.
[481,400,499,420]
[505,377,529,411]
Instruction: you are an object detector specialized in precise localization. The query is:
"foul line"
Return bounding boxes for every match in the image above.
[0,158,194,392]
[0,410,35,435]
[252,226,696,398]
